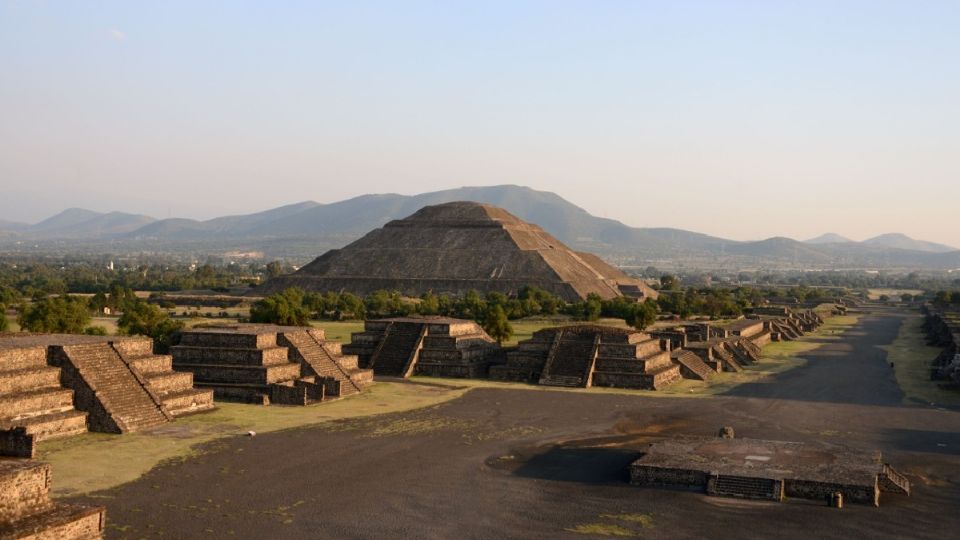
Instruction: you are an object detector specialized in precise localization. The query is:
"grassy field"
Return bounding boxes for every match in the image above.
[867,288,923,300]
[883,314,960,407]
[38,381,468,497]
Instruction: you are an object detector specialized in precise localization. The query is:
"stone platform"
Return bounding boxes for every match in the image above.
[490,325,681,390]
[0,459,105,539]
[172,324,372,405]
[0,334,214,443]
[630,437,910,506]
[344,317,498,378]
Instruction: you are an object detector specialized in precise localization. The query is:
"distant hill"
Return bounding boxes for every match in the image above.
[23,209,156,238]
[862,233,956,253]
[5,185,959,269]
[805,233,854,244]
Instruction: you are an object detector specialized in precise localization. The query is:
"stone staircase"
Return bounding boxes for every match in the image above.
[724,341,756,366]
[57,343,168,433]
[879,464,911,495]
[369,324,425,377]
[671,350,714,381]
[709,475,780,500]
[0,459,105,539]
[279,330,373,397]
[115,340,215,417]
[538,334,598,387]
[0,346,88,442]
[711,346,743,372]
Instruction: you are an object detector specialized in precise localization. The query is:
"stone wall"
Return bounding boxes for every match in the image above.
[0,459,106,538]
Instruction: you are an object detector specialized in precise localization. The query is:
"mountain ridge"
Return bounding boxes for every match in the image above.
[1,185,957,268]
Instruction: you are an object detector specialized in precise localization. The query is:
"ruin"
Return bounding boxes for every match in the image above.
[256,201,658,302]
[922,304,960,385]
[489,325,681,390]
[0,459,105,539]
[0,334,214,443]
[629,436,910,506]
[171,324,373,405]
[343,317,499,378]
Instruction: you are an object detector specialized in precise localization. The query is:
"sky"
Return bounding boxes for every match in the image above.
[1,1,958,245]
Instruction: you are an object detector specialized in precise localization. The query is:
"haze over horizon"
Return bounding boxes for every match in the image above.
[2,1,958,245]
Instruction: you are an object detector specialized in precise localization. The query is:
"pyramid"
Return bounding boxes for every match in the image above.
[258,202,658,302]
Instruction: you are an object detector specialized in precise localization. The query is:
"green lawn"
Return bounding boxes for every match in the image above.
[311,320,366,342]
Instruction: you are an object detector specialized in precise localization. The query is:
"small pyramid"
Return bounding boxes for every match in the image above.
[258,201,657,301]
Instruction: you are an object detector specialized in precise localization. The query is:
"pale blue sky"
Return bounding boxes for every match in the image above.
[1,1,958,244]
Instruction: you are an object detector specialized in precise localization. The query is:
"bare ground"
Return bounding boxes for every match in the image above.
[71,311,960,539]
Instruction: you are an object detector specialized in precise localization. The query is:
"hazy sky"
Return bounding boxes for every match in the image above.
[1,1,958,245]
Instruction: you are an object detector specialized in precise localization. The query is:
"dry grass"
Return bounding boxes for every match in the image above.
[566,523,638,536]
[883,314,960,407]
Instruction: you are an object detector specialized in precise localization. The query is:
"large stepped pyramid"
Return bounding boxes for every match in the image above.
[0,334,214,439]
[256,201,659,302]
[172,324,372,405]
[490,325,681,390]
[343,317,499,378]
[0,459,105,539]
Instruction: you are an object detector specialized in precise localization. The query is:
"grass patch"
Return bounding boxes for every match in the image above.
[867,288,923,301]
[601,513,654,527]
[37,382,467,496]
[566,524,637,537]
[883,314,960,407]
[310,320,366,342]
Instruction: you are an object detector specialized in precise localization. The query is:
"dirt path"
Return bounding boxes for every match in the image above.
[72,312,960,539]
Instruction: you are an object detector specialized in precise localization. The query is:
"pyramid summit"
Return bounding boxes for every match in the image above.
[258,201,657,301]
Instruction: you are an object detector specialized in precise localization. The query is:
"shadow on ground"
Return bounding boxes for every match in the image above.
[506,445,639,484]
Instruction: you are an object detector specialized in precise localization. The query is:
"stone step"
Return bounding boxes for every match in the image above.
[0,366,62,395]
[0,388,75,421]
[146,371,195,394]
[175,361,302,385]
[111,338,154,357]
[0,502,106,540]
[0,460,53,523]
[128,354,173,375]
[712,475,777,499]
[2,409,88,441]
[0,347,49,373]
[171,345,291,367]
[161,388,216,417]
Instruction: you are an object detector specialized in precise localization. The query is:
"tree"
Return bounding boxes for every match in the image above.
[249,288,311,326]
[419,291,440,316]
[482,305,513,344]
[117,301,184,353]
[660,275,680,291]
[0,304,8,332]
[17,296,91,334]
[265,261,288,279]
[630,300,658,331]
[900,293,913,303]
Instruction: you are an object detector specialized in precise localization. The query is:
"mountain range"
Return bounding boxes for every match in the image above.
[1,185,958,269]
